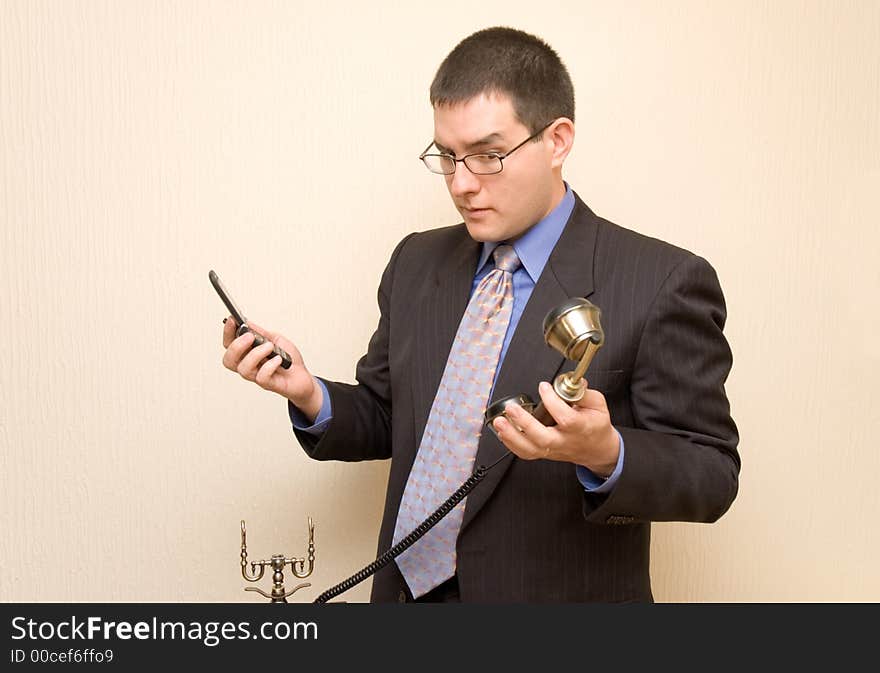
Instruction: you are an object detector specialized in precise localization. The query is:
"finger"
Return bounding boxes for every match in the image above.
[502,401,556,449]
[237,340,276,380]
[537,381,580,429]
[245,320,279,343]
[255,355,283,389]
[222,316,238,348]
[242,320,301,362]
[273,333,299,356]
[492,416,548,460]
[572,387,609,414]
[222,331,255,371]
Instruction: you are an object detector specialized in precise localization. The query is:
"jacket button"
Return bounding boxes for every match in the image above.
[398,590,407,603]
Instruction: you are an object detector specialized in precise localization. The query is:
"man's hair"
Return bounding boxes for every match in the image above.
[430,26,575,134]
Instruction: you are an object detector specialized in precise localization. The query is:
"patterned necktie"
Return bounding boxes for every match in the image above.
[393,244,521,598]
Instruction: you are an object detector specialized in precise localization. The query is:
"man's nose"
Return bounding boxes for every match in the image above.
[448,162,480,197]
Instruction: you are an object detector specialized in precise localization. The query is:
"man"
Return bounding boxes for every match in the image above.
[222,27,740,602]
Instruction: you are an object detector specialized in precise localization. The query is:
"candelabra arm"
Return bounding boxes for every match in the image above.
[290,517,315,579]
[240,520,266,582]
[283,582,312,599]
[244,586,273,600]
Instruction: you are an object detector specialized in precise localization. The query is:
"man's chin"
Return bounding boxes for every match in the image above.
[462,215,504,243]
[463,224,501,243]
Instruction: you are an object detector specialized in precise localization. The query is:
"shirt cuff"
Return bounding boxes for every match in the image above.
[288,378,332,436]
[575,429,624,493]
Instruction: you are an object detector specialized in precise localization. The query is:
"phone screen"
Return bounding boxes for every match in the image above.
[209,270,247,326]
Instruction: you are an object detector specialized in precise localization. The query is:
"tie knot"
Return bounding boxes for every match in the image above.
[492,245,521,273]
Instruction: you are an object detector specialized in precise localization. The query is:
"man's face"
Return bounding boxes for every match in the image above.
[432,93,561,243]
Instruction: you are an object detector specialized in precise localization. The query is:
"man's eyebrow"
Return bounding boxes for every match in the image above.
[433,132,505,155]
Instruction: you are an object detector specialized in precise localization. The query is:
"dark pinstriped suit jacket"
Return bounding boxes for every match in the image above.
[294,193,740,602]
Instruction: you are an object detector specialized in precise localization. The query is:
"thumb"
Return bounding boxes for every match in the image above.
[245,320,278,342]
[246,321,299,361]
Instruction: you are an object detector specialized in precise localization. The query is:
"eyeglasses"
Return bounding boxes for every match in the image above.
[419,121,555,176]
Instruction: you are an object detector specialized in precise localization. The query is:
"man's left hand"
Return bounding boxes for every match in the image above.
[492,380,620,477]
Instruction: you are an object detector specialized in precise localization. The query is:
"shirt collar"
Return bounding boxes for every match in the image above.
[476,183,575,283]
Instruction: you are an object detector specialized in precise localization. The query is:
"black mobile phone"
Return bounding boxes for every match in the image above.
[209,270,292,369]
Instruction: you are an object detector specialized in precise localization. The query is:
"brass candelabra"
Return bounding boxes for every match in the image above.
[239,518,315,603]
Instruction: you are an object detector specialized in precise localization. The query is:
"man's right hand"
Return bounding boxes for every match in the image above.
[221,318,323,423]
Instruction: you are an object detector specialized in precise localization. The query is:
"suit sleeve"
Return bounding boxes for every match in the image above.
[582,254,741,524]
[292,233,415,462]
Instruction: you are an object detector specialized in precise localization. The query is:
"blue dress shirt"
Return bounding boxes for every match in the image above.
[289,184,624,493]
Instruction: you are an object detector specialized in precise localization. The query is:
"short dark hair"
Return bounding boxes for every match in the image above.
[430,27,575,134]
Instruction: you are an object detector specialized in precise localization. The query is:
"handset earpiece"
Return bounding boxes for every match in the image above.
[485,393,542,438]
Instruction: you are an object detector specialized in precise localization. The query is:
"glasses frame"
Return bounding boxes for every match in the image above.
[419,120,556,176]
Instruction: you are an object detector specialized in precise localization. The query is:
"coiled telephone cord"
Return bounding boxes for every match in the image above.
[313,452,513,603]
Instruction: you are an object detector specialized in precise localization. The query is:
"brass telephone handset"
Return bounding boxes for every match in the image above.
[312,297,604,603]
[485,297,605,431]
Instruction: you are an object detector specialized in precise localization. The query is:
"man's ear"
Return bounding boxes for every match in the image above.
[547,118,574,168]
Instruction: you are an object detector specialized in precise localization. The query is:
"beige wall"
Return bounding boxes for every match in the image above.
[1,0,878,602]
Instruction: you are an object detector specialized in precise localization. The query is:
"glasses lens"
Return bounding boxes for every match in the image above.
[464,154,503,175]
[422,154,455,175]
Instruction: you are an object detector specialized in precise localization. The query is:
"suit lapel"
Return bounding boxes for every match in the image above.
[410,232,481,454]
[461,195,600,531]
